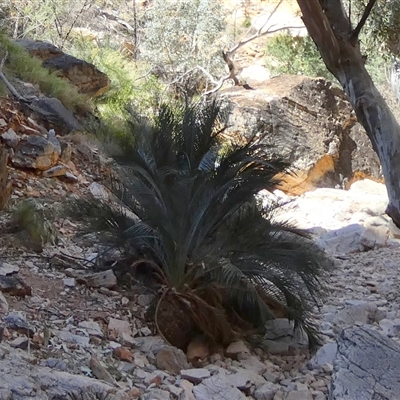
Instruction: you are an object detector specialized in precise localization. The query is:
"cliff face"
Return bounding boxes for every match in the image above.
[219,75,382,195]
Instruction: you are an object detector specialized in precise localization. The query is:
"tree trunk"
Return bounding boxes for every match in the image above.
[296,0,400,227]
[0,148,12,211]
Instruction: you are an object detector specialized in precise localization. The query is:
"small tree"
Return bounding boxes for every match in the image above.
[73,101,330,350]
[142,0,227,96]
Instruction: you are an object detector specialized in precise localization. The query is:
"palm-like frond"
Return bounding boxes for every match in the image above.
[73,100,330,349]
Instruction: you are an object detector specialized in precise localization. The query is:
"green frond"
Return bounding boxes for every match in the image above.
[73,99,331,350]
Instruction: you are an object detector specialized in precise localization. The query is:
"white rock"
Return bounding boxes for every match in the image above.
[193,375,246,400]
[180,368,210,384]
[253,382,280,400]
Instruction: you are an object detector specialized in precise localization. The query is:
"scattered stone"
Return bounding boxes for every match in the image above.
[1,128,19,148]
[42,164,68,178]
[226,340,250,359]
[89,355,116,385]
[0,292,9,313]
[108,318,132,338]
[78,320,103,338]
[53,329,90,347]
[180,368,211,384]
[113,346,133,362]
[226,367,267,390]
[62,277,76,287]
[193,375,246,400]
[78,269,117,289]
[156,346,190,375]
[254,382,280,400]
[9,336,29,349]
[2,313,35,337]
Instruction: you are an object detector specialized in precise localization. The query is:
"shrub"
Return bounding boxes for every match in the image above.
[72,100,330,350]
[265,32,335,81]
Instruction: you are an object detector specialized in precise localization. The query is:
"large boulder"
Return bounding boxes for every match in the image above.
[15,39,110,97]
[219,75,381,194]
[330,327,400,399]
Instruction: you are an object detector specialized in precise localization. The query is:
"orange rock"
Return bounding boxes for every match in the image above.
[113,346,133,362]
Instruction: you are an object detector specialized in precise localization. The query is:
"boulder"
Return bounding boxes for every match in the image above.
[11,134,60,171]
[219,76,381,194]
[330,327,400,399]
[15,39,110,97]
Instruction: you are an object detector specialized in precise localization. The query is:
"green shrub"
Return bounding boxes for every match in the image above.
[265,32,335,81]
[72,101,330,350]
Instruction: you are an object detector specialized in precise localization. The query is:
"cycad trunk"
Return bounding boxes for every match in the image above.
[297,0,400,227]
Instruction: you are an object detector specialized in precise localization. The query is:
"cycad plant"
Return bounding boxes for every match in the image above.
[75,100,330,350]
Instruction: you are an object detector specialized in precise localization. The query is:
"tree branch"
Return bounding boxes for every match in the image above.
[350,0,377,40]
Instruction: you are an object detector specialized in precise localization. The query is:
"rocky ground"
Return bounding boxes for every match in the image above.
[1,99,400,399]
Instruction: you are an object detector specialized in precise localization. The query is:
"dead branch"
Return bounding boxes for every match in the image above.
[203,1,304,95]
[0,51,24,100]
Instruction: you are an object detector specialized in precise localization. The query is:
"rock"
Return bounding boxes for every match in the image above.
[180,379,196,400]
[0,274,32,297]
[330,327,400,399]
[193,375,246,400]
[40,358,68,371]
[226,340,250,358]
[29,97,84,134]
[79,269,117,289]
[2,313,34,337]
[0,350,127,399]
[142,388,171,400]
[227,367,267,389]
[264,318,308,348]
[286,390,313,400]
[42,164,68,178]
[132,335,165,354]
[221,76,381,195]
[15,39,110,97]
[108,318,132,338]
[11,135,60,170]
[332,302,377,329]
[360,216,390,249]
[239,355,268,375]
[60,141,72,162]
[62,278,76,287]
[156,346,190,375]
[53,329,90,348]
[180,368,211,384]
[0,292,8,313]
[308,342,337,370]
[89,355,117,385]
[9,336,29,349]
[113,346,133,362]
[1,128,19,148]
[0,262,19,276]
[78,321,104,339]
[254,382,280,400]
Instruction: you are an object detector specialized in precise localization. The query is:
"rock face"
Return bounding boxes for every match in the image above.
[15,39,110,97]
[220,75,381,194]
[330,327,400,400]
